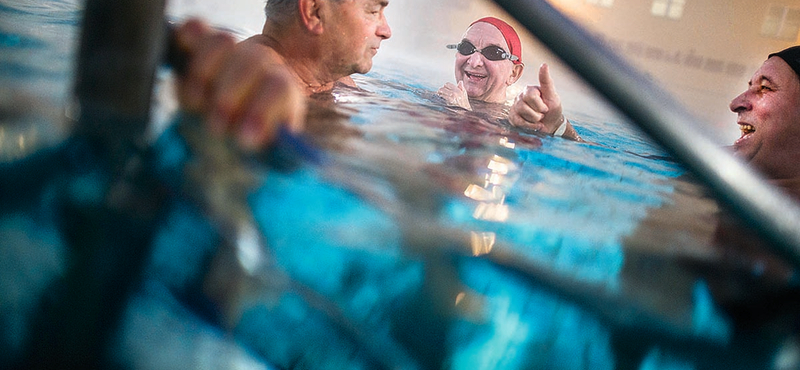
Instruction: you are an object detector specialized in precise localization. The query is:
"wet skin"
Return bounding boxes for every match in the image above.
[730,56,800,182]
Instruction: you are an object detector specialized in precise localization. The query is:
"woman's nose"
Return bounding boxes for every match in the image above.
[467,51,484,66]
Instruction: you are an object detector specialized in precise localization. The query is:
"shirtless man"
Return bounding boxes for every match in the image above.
[173,0,392,151]
[728,46,800,200]
[713,46,800,313]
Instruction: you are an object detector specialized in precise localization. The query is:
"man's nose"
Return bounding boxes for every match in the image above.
[378,15,391,39]
[729,91,750,113]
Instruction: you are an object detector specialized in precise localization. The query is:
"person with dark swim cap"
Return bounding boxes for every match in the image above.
[729,45,800,198]
[689,45,800,322]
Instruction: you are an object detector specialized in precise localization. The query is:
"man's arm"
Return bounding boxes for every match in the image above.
[173,19,306,151]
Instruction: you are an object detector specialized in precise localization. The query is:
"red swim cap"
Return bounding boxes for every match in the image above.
[470,16,523,65]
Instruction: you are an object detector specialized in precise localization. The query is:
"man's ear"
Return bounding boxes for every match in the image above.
[298,0,324,34]
[507,63,524,85]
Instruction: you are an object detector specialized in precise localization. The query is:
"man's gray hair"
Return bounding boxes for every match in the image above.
[264,0,297,21]
[264,0,344,21]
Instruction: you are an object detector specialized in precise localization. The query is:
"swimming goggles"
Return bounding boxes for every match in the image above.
[446,40,519,62]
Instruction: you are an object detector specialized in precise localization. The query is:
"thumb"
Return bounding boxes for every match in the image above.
[538,63,557,99]
[457,80,466,92]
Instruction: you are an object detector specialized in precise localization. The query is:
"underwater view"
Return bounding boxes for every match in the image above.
[2,0,800,369]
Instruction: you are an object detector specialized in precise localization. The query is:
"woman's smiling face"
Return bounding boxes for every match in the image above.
[453,22,520,104]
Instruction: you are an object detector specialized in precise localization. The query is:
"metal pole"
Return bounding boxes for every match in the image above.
[22,0,167,368]
[73,0,167,171]
[491,0,800,267]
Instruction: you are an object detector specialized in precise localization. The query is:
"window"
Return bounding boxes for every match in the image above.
[651,0,685,19]
[586,0,614,8]
[761,5,800,40]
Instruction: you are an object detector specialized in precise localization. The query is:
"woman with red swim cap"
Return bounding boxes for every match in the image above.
[438,17,524,110]
[438,17,583,141]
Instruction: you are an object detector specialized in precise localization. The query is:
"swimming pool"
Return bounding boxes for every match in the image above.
[1,0,795,369]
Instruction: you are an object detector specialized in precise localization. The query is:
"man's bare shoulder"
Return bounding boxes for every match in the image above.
[238,35,287,66]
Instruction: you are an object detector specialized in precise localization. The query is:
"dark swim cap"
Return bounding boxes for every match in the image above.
[769,45,800,81]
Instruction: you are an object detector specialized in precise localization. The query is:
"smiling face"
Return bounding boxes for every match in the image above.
[729,56,800,181]
[453,22,522,104]
[323,0,391,76]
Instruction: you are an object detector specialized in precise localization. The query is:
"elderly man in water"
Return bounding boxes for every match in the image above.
[173,0,392,151]
[704,45,800,319]
[728,46,800,200]
[438,17,582,141]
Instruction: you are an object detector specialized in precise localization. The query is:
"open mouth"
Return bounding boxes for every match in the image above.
[739,123,755,136]
[464,71,486,81]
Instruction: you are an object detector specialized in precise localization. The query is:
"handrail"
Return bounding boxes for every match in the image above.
[491,0,800,267]
[22,0,168,368]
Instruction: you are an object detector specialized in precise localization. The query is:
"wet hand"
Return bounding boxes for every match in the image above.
[509,63,563,134]
[173,19,306,152]
[437,81,472,110]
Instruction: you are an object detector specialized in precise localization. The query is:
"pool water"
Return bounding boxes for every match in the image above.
[0,0,79,162]
[1,0,779,369]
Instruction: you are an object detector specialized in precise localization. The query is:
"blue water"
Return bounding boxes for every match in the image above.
[0,1,738,369]
[0,0,78,99]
